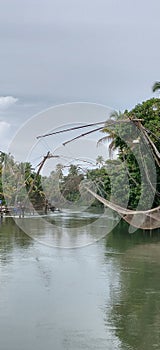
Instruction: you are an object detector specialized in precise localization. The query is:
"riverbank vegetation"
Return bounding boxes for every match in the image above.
[0,95,160,212]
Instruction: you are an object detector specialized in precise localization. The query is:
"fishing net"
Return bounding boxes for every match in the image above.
[84,186,160,230]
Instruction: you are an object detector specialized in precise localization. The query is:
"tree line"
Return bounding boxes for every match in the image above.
[0,91,160,212]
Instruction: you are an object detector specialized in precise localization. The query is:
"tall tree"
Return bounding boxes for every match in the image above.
[97,98,160,209]
[98,111,128,157]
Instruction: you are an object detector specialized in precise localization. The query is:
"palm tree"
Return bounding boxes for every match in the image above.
[97,111,126,157]
[96,156,105,168]
[152,81,160,93]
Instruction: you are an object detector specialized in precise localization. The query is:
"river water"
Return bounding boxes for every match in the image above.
[0,211,160,350]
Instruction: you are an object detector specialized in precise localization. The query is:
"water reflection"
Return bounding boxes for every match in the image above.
[13,208,119,248]
[105,224,160,350]
[1,215,160,349]
[0,217,31,264]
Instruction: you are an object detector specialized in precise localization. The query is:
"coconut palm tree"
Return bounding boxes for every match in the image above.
[97,111,126,157]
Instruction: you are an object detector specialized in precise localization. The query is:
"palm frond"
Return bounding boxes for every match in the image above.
[97,134,114,146]
[108,140,116,158]
[152,81,160,92]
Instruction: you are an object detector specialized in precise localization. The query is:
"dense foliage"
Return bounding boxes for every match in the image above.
[87,98,160,209]
[0,153,45,209]
[0,97,160,212]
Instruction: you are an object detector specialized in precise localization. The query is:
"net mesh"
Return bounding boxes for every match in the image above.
[85,186,160,230]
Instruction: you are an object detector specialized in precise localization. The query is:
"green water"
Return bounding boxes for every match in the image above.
[0,213,160,350]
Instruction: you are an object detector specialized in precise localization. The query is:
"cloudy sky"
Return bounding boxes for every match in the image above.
[0,0,160,154]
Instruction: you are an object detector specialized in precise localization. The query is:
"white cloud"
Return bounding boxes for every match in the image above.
[0,96,18,109]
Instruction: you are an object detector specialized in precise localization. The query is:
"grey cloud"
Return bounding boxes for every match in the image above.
[0,0,160,116]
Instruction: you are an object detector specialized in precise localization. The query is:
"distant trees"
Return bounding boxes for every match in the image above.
[60,164,84,202]
[1,92,160,212]
[1,154,45,208]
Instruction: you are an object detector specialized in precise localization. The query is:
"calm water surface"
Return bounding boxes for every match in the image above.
[0,211,160,350]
